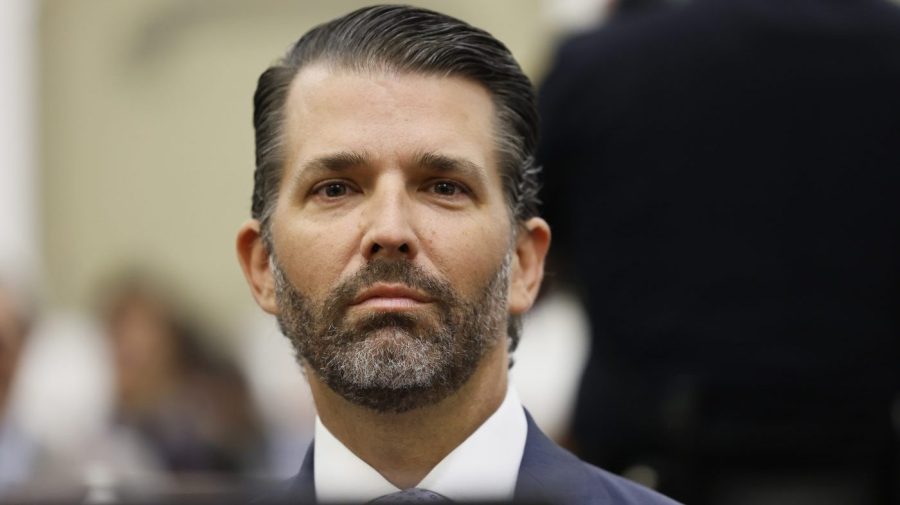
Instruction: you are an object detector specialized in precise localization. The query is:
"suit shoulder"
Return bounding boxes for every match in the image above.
[538,448,681,505]
[517,412,679,505]
[579,461,681,505]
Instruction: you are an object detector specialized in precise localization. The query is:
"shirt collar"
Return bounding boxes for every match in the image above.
[314,386,528,502]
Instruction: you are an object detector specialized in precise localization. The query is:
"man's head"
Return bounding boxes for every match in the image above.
[237,5,549,413]
[251,4,541,242]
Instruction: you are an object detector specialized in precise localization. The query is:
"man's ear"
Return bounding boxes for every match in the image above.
[236,219,279,315]
[509,217,551,315]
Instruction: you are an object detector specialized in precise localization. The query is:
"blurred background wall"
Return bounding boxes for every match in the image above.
[0,0,37,281]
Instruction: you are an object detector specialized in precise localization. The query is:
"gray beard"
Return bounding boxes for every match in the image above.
[272,255,510,413]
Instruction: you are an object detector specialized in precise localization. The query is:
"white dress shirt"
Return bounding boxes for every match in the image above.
[314,386,528,503]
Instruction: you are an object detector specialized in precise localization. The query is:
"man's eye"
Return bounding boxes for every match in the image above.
[316,182,349,198]
[431,181,463,196]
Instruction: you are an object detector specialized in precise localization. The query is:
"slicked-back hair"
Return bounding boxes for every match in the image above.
[251,4,540,352]
[252,4,540,233]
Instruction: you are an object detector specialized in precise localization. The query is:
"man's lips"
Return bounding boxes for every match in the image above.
[350,284,434,310]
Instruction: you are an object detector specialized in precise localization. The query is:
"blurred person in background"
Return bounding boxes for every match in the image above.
[538,0,900,504]
[100,272,267,483]
[0,279,42,498]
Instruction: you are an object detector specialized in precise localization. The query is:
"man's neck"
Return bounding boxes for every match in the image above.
[306,343,509,489]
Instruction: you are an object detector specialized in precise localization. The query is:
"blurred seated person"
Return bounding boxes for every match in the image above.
[100,272,266,479]
[0,278,41,497]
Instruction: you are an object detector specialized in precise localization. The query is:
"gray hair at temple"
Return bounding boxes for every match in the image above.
[250,4,541,247]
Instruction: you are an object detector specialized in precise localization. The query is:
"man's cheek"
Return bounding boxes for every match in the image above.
[282,226,351,274]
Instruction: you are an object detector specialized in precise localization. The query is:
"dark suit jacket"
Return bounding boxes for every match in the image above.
[271,410,678,504]
[538,0,900,467]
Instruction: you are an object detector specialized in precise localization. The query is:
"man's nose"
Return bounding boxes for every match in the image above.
[359,187,419,261]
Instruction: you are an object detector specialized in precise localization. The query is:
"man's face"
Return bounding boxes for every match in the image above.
[262,65,518,412]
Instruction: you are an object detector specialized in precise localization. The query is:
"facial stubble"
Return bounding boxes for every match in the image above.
[272,255,511,414]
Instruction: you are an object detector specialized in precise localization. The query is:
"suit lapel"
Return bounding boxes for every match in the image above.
[515,409,611,503]
[289,441,317,503]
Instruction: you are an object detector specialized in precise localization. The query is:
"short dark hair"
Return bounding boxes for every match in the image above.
[251,4,540,235]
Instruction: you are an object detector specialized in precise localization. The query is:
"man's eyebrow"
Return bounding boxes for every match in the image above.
[414,152,487,181]
[292,150,487,183]
[296,151,371,178]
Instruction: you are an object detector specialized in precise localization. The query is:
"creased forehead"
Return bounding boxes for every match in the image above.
[279,64,501,197]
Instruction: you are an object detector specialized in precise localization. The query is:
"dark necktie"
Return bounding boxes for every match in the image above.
[369,488,451,503]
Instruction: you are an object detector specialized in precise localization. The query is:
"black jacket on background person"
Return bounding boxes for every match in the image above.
[537,0,900,503]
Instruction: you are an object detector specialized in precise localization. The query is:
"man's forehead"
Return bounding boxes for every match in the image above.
[283,62,494,120]
[279,62,500,177]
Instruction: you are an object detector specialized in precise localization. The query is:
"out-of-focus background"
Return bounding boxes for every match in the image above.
[0,0,606,501]
[4,0,900,504]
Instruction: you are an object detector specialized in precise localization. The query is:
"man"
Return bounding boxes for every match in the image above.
[236,5,677,504]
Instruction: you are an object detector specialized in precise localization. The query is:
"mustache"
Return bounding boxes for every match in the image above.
[325,259,456,314]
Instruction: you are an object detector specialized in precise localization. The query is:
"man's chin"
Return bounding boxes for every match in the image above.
[314,364,450,414]
[304,333,463,413]
[332,382,449,414]
[357,325,424,346]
